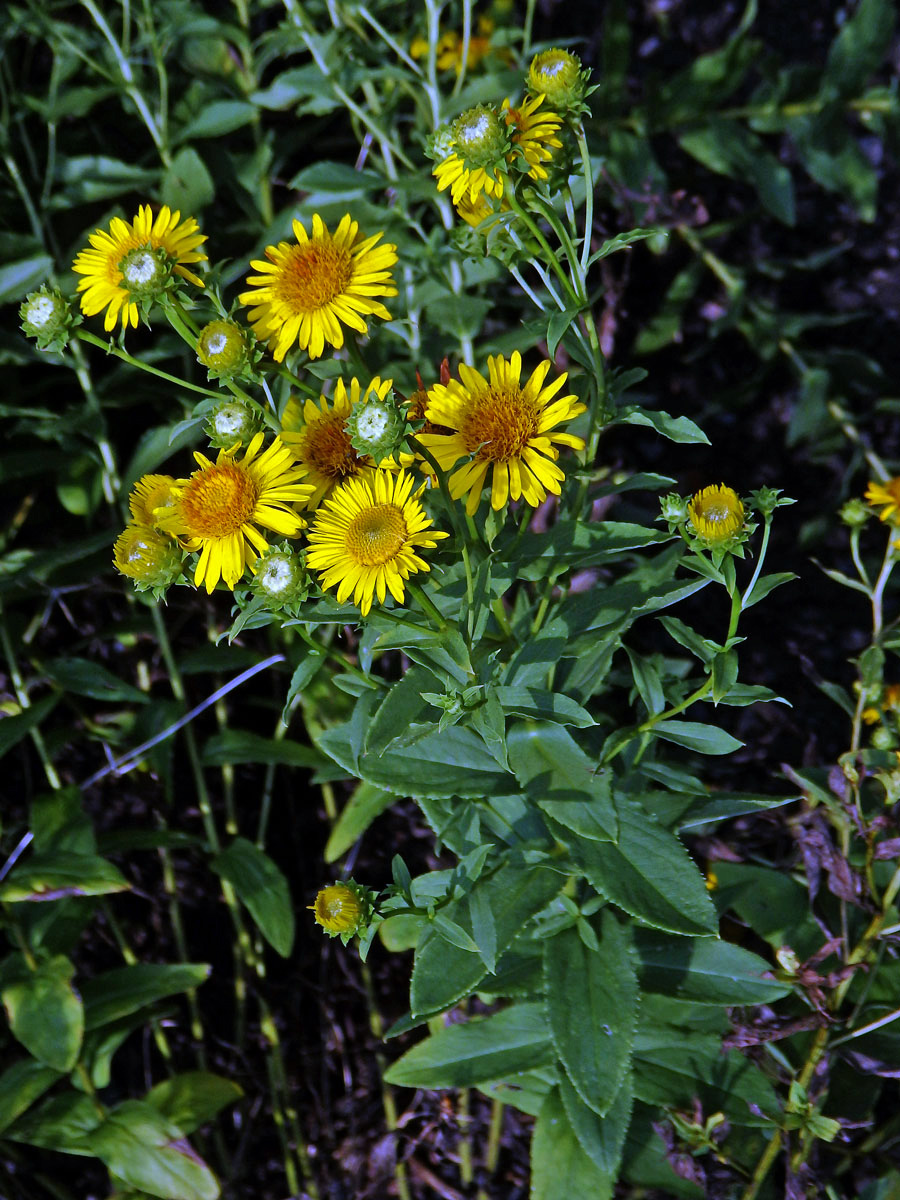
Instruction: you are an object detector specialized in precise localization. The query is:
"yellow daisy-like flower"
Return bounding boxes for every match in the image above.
[72,205,207,332]
[238,214,398,363]
[411,16,496,74]
[309,884,364,935]
[419,352,586,514]
[280,377,395,510]
[688,485,745,543]
[865,478,900,524]
[503,94,563,182]
[127,474,177,526]
[113,523,182,589]
[156,433,314,593]
[306,469,449,615]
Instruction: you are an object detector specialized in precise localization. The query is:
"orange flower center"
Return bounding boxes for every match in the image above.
[275,239,353,314]
[460,384,538,462]
[180,462,259,538]
[346,504,407,565]
[305,412,362,481]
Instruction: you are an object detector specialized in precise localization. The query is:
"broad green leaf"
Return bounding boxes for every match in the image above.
[44,657,148,704]
[0,955,83,1070]
[545,914,637,1116]
[508,723,617,842]
[325,781,394,862]
[365,666,436,755]
[496,687,594,728]
[788,109,878,221]
[81,963,210,1031]
[201,729,324,769]
[211,838,294,957]
[161,147,215,213]
[0,1059,62,1135]
[676,790,796,829]
[5,1091,102,1152]
[146,1072,243,1135]
[80,1099,219,1200]
[615,406,710,444]
[559,1072,633,1181]
[31,787,94,854]
[0,695,59,761]
[0,852,128,901]
[385,1003,554,1089]
[634,931,790,1005]
[531,1087,615,1200]
[177,99,257,140]
[652,719,744,755]
[679,119,795,224]
[569,801,718,936]
[823,0,895,97]
[359,725,513,799]
[51,157,157,207]
[411,862,562,1015]
[0,255,55,305]
[288,161,386,193]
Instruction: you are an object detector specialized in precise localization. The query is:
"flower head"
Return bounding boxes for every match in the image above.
[306,468,449,615]
[113,524,183,592]
[249,543,310,610]
[419,352,585,514]
[280,377,396,509]
[128,474,178,526]
[526,48,590,113]
[205,398,262,449]
[309,881,372,938]
[687,485,745,544]
[72,204,207,332]
[238,214,397,362]
[197,319,252,378]
[344,378,410,465]
[410,15,498,74]
[865,478,900,525]
[503,94,563,181]
[20,286,79,351]
[432,106,512,206]
[156,434,314,593]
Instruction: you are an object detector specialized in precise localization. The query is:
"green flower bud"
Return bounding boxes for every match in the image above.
[527,49,591,114]
[425,124,457,164]
[197,319,251,378]
[119,245,170,301]
[113,523,183,593]
[205,398,262,449]
[309,879,375,943]
[839,497,870,528]
[452,105,512,168]
[660,492,688,525]
[344,379,408,464]
[19,286,79,352]
[249,543,309,610]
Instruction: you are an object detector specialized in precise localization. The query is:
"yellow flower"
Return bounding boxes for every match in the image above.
[865,478,900,524]
[238,214,397,362]
[306,468,448,615]
[309,883,364,935]
[280,377,395,510]
[72,204,207,332]
[503,93,563,181]
[127,474,178,526]
[156,434,314,593]
[433,106,511,206]
[410,16,497,74]
[863,683,900,725]
[688,485,745,543]
[419,352,585,514]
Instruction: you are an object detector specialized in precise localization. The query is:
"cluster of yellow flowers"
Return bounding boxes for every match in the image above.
[81,198,585,616]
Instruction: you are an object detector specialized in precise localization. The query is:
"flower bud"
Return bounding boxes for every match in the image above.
[113,523,182,592]
[687,485,745,544]
[249,544,309,610]
[344,378,407,465]
[205,398,262,449]
[839,497,870,528]
[660,492,688,525]
[309,881,371,939]
[526,49,591,113]
[119,245,170,301]
[197,319,251,378]
[128,474,178,526]
[452,105,512,168]
[19,286,79,352]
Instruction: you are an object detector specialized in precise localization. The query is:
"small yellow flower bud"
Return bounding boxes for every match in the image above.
[527,49,590,113]
[310,883,365,936]
[113,523,182,591]
[197,319,251,377]
[687,485,745,544]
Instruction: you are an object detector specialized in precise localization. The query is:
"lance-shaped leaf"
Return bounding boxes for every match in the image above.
[0,954,83,1071]
[211,838,294,957]
[531,1087,616,1200]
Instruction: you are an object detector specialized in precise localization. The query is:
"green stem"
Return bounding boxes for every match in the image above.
[407,581,448,630]
[75,330,224,399]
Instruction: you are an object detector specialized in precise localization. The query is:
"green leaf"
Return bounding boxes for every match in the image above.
[675,790,796,829]
[281,649,327,722]
[287,161,386,194]
[325,781,394,863]
[652,720,744,755]
[44,657,149,704]
[0,852,129,901]
[0,255,55,305]
[5,1091,103,1151]
[531,1087,616,1200]
[80,964,210,1031]
[496,687,594,728]
[201,729,324,769]
[411,862,562,1015]
[679,119,795,224]
[615,406,710,444]
[634,931,790,1004]
[587,227,667,266]
[0,1059,62,1135]
[508,723,617,843]
[177,99,257,140]
[358,725,513,799]
[544,914,637,1116]
[823,0,895,97]
[559,1072,632,1181]
[365,666,435,755]
[384,1003,554,1089]
[210,838,294,957]
[51,157,157,207]
[0,695,59,761]
[0,955,83,1071]
[31,787,94,854]
[161,147,215,213]
[569,801,718,936]
[146,1072,243,1135]
[80,1099,219,1200]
